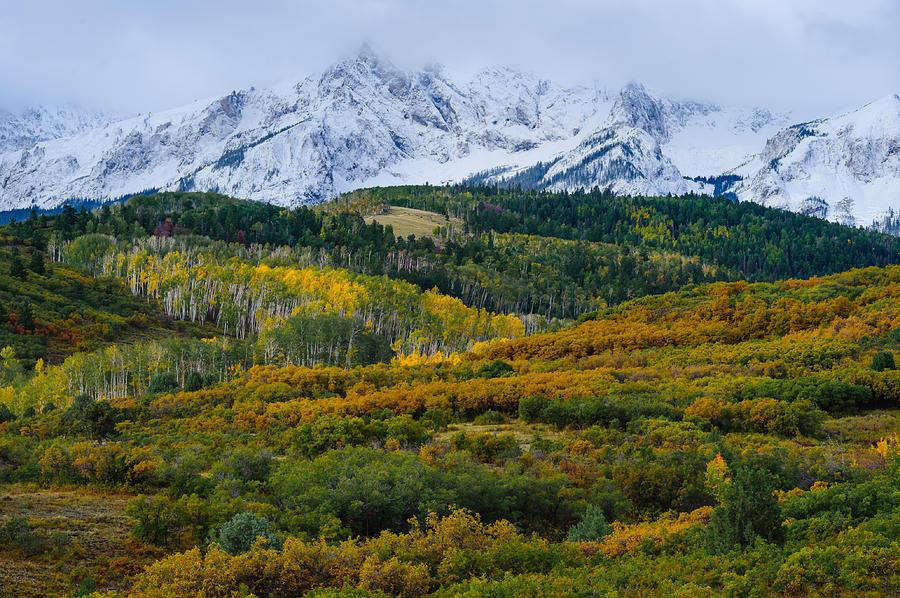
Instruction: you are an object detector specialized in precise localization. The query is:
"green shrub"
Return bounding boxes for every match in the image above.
[0,402,14,423]
[872,351,896,371]
[208,512,282,554]
[421,409,452,430]
[126,494,181,547]
[567,505,612,542]
[781,469,900,523]
[290,414,368,458]
[518,395,548,423]
[214,447,273,486]
[64,394,121,439]
[0,516,46,556]
[383,415,431,446]
[476,360,515,379]
[739,378,874,413]
[452,432,521,463]
[706,462,783,553]
[473,410,507,424]
[149,372,180,394]
[272,447,573,538]
[82,400,122,440]
[126,493,224,549]
[164,449,214,497]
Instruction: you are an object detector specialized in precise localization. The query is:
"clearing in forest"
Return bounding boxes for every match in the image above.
[364,206,463,239]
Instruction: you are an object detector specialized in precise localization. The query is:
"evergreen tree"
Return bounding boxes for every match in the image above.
[706,462,783,553]
[184,371,204,392]
[149,373,179,394]
[9,256,26,280]
[18,301,34,330]
[208,512,282,555]
[0,402,14,424]
[871,351,896,371]
[28,251,44,275]
[82,400,121,440]
[567,505,612,542]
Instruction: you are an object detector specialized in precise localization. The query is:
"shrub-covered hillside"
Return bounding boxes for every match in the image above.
[0,190,898,596]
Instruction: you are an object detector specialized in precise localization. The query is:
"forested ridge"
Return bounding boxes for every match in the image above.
[0,188,898,596]
[19,186,899,319]
[353,185,900,277]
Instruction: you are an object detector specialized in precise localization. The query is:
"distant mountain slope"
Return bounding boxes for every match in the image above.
[1,50,898,229]
[728,94,900,226]
[466,83,787,197]
[0,50,608,209]
[0,105,110,154]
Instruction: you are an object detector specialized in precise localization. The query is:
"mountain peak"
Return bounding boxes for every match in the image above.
[353,42,384,67]
[861,92,900,111]
[608,82,669,141]
[876,92,900,113]
[824,91,900,137]
[316,46,404,96]
[357,42,376,58]
[621,81,650,96]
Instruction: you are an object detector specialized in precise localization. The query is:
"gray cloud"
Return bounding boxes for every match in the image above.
[1,0,898,119]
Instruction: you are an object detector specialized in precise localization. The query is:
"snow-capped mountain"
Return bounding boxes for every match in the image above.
[511,125,697,197]
[471,83,788,197]
[0,48,898,229]
[0,50,608,208]
[727,94,900,227]
[0,105,111,155]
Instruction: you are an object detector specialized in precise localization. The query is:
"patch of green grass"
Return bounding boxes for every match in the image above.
[364,206,462,239]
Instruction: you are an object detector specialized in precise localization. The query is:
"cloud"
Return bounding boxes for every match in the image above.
[0,0,897,118]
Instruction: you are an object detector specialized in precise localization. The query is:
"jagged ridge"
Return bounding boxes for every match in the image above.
[1,51,898,229]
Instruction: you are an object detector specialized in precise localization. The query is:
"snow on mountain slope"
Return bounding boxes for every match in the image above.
[1,50,898,230]
[664,106,789,176]
[471,83,784,197]
[0,51,607,208]
[541,125,699,195]
[0,105,111,154]
[729,94,900,226]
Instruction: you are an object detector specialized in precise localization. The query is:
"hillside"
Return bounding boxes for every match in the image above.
[1,258,898,596]
[33,187,900,323]
[348,185,900,279]
[0,189,898,596]
[0,216,214,369]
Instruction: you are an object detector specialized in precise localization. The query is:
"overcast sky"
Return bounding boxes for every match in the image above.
[1,0,898,119]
